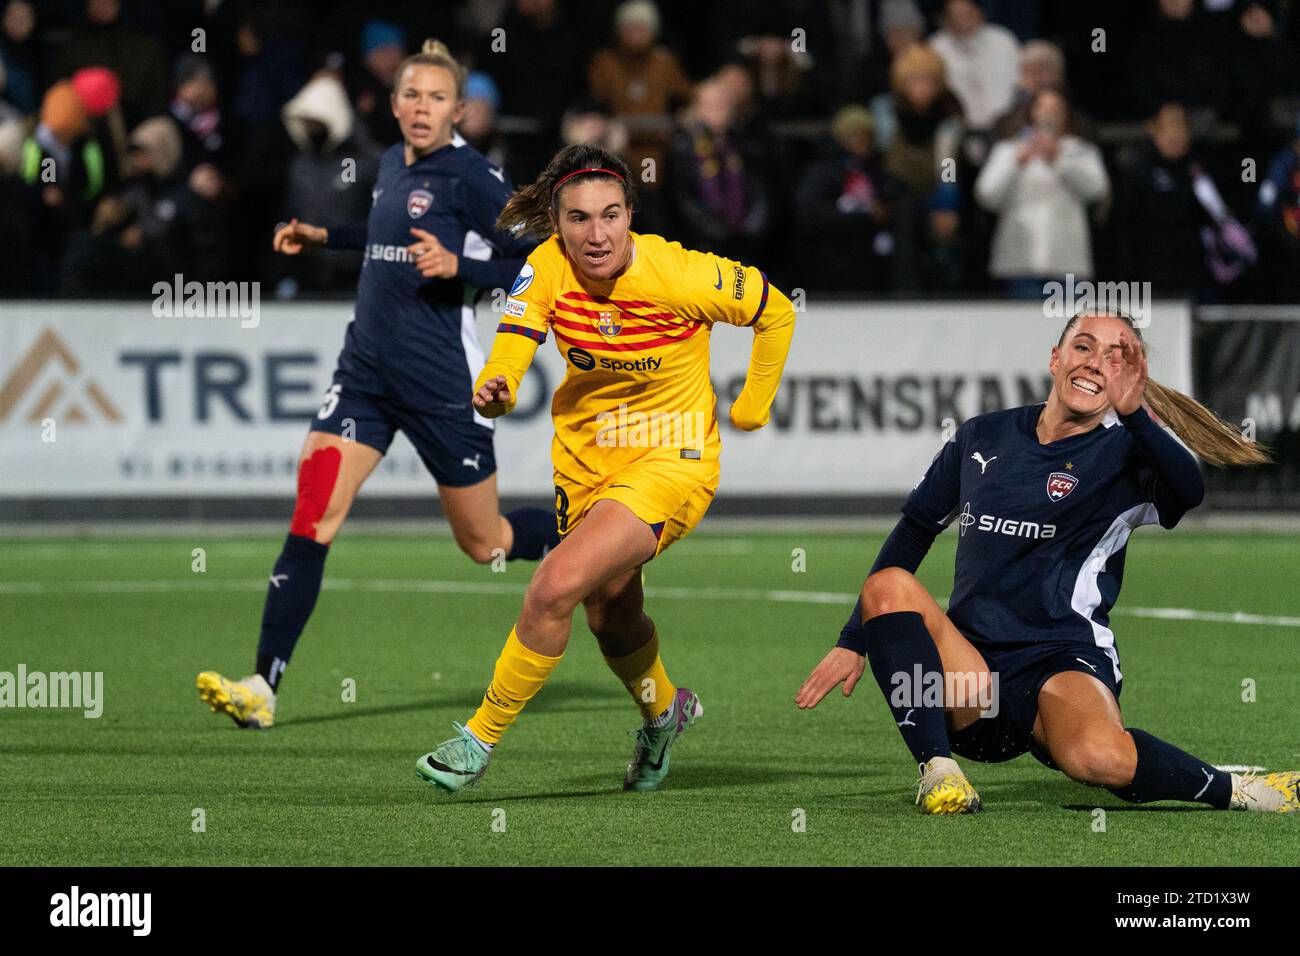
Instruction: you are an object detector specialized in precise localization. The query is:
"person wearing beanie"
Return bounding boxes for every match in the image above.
[18,78,107,290]
[348,18,406,146]
[792,102,908,292]
[881,43,963,198]
[458,71,508,173]
[71,65,120,116]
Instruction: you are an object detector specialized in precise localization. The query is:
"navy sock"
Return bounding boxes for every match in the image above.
[864,611,951,764]
[255,533,330,689]
[1108,728,1231,809]
[505,507,560,560]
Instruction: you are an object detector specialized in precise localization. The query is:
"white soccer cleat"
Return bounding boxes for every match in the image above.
[1229,771,1300,812]
[197,671,276,728]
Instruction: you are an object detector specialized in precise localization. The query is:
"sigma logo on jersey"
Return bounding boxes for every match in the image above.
[511,264,535,296]
[1047,472,1079,501]
[596,310,622,336]
[365,244,411,263]
[407,189,433,218]
[957,501,1057,539]
[566,347,661,373]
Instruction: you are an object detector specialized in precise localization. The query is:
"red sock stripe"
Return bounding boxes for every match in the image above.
[290,446,342,539]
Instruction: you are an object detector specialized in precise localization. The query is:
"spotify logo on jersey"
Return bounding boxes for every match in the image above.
[568,348,596,370]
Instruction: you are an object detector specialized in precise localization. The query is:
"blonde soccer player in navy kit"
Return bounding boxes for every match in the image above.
[196,41,558,729]
[797,310,1299,814]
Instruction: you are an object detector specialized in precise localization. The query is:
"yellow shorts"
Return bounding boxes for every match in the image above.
[555,457,719,557]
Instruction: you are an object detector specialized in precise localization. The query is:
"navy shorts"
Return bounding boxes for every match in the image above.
[947,639,1122,769]
[309,381,496,488]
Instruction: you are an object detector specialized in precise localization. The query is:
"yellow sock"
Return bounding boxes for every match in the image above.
[466,626,562,745]
[603,627,676,720]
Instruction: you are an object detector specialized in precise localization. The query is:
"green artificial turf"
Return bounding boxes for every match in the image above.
[1,528,1296,865]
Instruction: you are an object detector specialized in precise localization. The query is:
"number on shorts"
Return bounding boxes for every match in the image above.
[317,383,342,420]
[555,484,570,535]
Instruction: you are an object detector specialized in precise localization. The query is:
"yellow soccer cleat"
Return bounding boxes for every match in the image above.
[196,671,276,729]
[915,756,982,814]
[1230,770,1300,812]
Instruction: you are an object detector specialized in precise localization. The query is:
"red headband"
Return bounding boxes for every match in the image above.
[552,167,625,193]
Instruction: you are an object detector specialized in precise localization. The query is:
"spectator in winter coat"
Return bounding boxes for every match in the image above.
[975,89,1109,296]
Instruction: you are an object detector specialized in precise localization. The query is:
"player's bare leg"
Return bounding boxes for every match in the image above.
[292,431,385,543]
[516,499,658,657]
[439,473,512,563]
[1033,671,1135,788]
[1034,671,1300,810]
[197,432,381,727]
[416,500,658,791]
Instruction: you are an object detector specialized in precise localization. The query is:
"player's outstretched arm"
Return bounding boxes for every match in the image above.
[730,286,795,431]
[272,218,329,255]
[472,330,540,418]
[795,647,865,709]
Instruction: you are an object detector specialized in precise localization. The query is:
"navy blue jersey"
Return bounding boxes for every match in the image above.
[326,139,533,419]
[903,403,1196,678]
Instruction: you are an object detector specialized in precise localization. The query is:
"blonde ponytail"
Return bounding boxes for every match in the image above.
[1142,378,1271,467]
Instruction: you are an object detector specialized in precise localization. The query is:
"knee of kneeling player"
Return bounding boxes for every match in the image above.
[861,567,921,619]
[1058,736,1135,787]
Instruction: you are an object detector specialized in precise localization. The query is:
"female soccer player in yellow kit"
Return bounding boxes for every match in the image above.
[415,144,795,792]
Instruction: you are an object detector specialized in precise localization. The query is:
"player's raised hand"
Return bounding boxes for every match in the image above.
[1106,332,1148,416]
[795,647,866,709]
[472,375,512,415]
[408,228,459,278]
[273,218,327,255]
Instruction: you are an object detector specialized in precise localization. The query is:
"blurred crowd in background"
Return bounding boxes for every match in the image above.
[2,0,1300,302]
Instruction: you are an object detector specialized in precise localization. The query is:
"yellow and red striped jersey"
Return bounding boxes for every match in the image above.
[478,231,794,486]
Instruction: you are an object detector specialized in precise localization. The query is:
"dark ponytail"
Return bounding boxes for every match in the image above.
[497,144,636,239]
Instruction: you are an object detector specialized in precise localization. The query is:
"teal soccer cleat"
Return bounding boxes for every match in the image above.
[416,722,491,792]
[623,687,703,792]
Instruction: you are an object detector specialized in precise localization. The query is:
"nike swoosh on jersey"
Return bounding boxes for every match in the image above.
[713,262,722,290]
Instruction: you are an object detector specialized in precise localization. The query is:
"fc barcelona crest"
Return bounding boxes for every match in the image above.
[596,310,622,336]
[407,188,433,218]
[1046,472,1078,501]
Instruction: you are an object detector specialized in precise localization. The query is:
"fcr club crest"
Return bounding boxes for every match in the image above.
[1047,472,1078,501]
[596,310,622,337]
[407,189,433,218]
